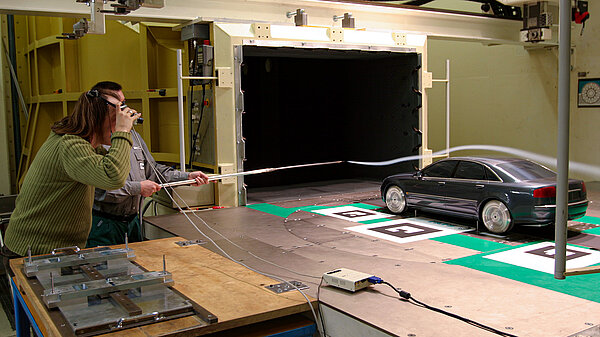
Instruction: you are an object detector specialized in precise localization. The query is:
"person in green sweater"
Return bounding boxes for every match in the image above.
[1,86,140,272]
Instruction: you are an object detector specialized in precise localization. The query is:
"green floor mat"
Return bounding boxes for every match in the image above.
[446,243,600,303]
[246,202,381,218]
[578,215,600,226]
[431,234,511,252]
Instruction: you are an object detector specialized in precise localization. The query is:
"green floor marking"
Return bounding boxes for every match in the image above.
[431,234,511,252]
[246,202,381,218]
[584,227,600,235]
[579,215,600,234]
[353,203,382,210]
[246,203,301,218]
[578,215,600,226]
[445,242,600,303]
[359,218,394,225]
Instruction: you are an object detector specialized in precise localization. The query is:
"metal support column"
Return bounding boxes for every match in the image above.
[177,49,186,171]
[432,59,450,155]
[554,0,571,280]
[445,59,450,155]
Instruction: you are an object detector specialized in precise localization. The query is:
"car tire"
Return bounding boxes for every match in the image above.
[385,185,407,214]
[481,200,513,234]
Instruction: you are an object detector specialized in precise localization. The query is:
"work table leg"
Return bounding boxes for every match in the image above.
[11,278,42,337]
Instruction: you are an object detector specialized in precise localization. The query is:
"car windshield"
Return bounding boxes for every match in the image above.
[496,160,556,181]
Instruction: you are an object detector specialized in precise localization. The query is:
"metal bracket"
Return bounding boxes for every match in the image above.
[392,32,407,46]
[333,13,355,29]
[218,163,236,184]
[327,28,344,43]
[216,67,233,88]
[24,248,135,277]
[264,280,309,293]
[42,271,174,308]
[88,0,106,35]
[422,71,433,89]
[58,0,106,39]
[251,23,271,39]
[286,9,308,26]
[175,240,206,247]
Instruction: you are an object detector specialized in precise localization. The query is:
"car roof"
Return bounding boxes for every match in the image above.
[438,156,527,167]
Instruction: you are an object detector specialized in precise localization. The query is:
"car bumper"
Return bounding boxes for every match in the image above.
[519,200,589,224]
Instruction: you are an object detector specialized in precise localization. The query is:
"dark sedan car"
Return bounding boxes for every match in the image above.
[381,157,588,234]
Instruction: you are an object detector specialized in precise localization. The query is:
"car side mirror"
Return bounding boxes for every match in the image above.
[414,171,423,179]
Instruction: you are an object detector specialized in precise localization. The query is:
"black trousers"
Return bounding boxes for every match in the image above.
[1,245,21,277]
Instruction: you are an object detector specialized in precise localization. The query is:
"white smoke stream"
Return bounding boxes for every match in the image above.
[348,144,600,178]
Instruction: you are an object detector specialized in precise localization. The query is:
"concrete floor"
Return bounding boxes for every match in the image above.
[0,312,15,337]
[0,321,14,336]
[0,279,15,337]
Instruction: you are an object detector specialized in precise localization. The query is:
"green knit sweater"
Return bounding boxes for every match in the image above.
[5,131,132,255]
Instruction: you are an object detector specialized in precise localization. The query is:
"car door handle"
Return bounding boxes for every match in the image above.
[475,184,485,189]
[438,181,446,185]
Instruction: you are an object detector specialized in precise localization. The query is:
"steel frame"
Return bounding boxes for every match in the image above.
[0,0,556,45]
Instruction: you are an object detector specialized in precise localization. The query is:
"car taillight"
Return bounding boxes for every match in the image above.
[534,186,556,198]
[582,182,586,194]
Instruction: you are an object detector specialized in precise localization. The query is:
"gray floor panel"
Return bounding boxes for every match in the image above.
[145,180,600,337]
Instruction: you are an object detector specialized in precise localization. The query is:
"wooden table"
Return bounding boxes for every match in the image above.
[10,237,317,337]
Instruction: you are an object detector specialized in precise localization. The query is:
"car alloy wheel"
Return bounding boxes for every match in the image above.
[385,186,406,214]
[481,200,513,234]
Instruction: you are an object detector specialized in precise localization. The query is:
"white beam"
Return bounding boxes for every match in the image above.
[0,0,555,45]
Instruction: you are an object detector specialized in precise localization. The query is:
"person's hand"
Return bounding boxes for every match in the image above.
[189,171,209,186]
[114,103,140,133]
[140,180,161,197]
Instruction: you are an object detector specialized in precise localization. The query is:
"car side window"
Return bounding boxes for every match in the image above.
[454,161,486,180]
[484,167,501,181]
[422,160,457,178]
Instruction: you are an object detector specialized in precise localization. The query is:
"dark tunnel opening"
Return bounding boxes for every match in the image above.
[241,46,422,192]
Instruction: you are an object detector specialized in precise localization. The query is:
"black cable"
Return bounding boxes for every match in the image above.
[187,40,199,168]
[382,281,411,299]
[381,281,518,337]
[316,277,327,337]
[188,83,207,168]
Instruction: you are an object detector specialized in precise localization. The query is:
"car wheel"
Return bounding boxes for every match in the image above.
[385,186,407,214]
[481,200,513,234]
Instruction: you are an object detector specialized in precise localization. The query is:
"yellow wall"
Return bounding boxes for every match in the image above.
[0,19,13,195]
[427,19,600,181]
[4,16,203,189]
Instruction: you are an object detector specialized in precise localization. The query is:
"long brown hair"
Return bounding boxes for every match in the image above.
[51,89,119,142]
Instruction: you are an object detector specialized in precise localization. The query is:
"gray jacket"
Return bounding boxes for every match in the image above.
[93,130,189,217]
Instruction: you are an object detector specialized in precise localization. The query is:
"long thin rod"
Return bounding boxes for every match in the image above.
[555,0,571,280]
[177,49,186,171]
[1,37,27,120]
[159,161,343,188]
[445,59,450,155]
[181,76,218,80]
